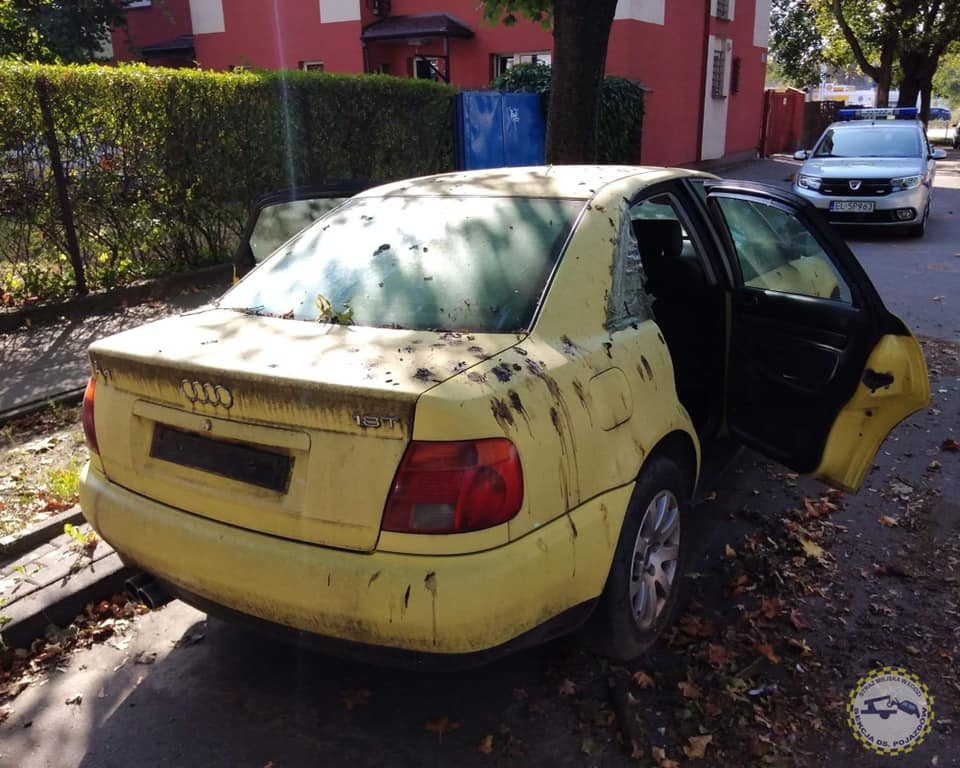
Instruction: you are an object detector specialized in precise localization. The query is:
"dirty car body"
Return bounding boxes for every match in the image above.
[79,166,929,664]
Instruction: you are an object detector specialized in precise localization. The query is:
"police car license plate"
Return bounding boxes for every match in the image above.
[830,201,874,213]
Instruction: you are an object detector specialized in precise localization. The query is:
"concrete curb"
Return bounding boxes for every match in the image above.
[0,507,85,560]
[0,263,233,333]
[1,551,133,649]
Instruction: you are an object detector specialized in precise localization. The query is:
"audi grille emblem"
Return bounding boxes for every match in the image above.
[180,379,234,409]
[849,180,862,191]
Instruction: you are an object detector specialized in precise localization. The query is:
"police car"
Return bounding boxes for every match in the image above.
[793,108,947,237]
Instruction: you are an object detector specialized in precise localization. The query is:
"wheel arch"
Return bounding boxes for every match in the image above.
[642,429,700,499]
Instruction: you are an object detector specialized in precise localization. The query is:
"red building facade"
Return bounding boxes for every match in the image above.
[113,0,772,166]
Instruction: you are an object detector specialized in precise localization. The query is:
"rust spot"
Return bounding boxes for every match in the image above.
[368,571,381,587]
[413,368,437,382]
[641,355,654,380]
[467,345,484,354]
[550,407,562,436]
[327,574,332,587]
[514,347,529,357]
[403,585,411,609]
[508,390,526,417]
[568,515,578,539]
[491,363,513,383]
[451,360,468,373]
[635,363,646,381]
[602,342,613,359]
[656,333,665,346]
[467,371,488,385]
[424,571,437,593]
[491,398,516,430]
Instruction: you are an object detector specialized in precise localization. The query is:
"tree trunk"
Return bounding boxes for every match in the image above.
[874,38,895,108]
[546,0,620,163]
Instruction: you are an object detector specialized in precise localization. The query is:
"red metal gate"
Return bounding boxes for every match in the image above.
[760,88,806,156]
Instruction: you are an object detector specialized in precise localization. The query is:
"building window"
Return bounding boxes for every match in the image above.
[713,0,734,20]
[730,56,741,94]
[301,61,325,72]
[493,52,552,78]
[412,56,448,82]
[711,49,727,98]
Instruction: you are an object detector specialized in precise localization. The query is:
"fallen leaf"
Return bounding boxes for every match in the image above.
[756,642,781,664]
[580,737,597,755]
[477,734,494,755]
[683,734,713,759]
[677,681,702,699]
[340,689,371,711]
[632,670,656,688]
[785,637,812,655]
[942,439,959,452]
[704,491,718,502]
[878,515,899,528]
[789,610,811,631]
[511,687,528,702]
[724,544,737,559]
[707,644,731,666]
[134,651,157,665]
[558,678,576,696]
[759,598,782,619]
[65,693,83,706]
[799,538,825,560]
[906,644,921,655]
[425,716,461,740]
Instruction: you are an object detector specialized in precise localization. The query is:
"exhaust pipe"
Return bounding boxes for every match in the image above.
[125,572,173,609]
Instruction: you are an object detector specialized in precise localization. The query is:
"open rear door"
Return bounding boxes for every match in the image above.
[704,181,929,491]
[234,182,372,280]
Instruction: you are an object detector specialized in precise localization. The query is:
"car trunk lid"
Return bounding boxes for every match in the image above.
[88,308,513,552]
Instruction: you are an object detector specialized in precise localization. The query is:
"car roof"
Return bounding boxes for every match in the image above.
[354,166,713,200]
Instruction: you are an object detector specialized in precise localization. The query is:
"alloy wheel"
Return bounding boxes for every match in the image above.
[628,490,681,630]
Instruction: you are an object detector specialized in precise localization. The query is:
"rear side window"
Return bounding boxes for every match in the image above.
[222,195,583,333]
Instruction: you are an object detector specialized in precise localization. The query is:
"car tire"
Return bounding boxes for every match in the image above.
[589,455,692,662]
[907,205,928,238]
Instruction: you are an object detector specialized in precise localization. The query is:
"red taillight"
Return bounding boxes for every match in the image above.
[383,439,523,534]
[82,376,98,455]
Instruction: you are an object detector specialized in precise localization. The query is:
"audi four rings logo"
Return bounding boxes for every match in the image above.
[180,380,234,409]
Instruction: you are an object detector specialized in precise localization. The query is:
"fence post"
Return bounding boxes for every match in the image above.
[36,75,87,297]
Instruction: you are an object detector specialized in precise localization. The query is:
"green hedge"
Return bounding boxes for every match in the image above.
[0,63,456,304]
[491,63,645,164]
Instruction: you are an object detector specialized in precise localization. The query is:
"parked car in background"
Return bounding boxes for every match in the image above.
[80,166,929,665]
[954,121,960,150]
[792,107,947,237]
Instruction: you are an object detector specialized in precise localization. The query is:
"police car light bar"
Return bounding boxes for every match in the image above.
[838,107,919,120]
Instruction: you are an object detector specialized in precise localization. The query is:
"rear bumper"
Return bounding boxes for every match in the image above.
[80,462,630,657]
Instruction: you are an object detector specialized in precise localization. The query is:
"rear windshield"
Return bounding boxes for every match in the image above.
[220,195,583,333]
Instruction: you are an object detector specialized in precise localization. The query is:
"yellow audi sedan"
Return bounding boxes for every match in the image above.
[79,166,929,664]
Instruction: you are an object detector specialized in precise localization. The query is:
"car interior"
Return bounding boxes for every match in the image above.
[631,213,723,436]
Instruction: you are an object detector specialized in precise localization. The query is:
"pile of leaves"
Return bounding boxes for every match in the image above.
[0,593,150,723]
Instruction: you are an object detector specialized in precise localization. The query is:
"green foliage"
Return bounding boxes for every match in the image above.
[492,63,644,164]
[0,63,456,304]
[933,47,960,108]
[0,0,128,63]
[480,0,552,28]
[46,457,80,501]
